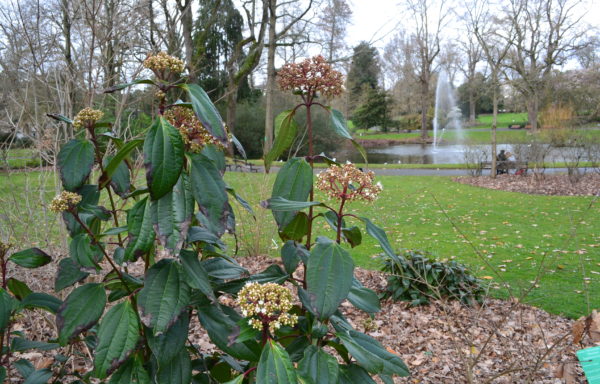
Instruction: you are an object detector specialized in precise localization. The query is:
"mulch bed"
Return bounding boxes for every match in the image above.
[455,173,600,197]
[6,252,596,383]
[238,255,592,384]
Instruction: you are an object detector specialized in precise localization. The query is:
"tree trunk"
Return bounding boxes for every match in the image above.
[420,80,429,140]
[527,96,538,131]
[263,0,277,157]
[491,73,498,178]
[178,0,195,81]
[61,0,75,137]
[469,85,476,123]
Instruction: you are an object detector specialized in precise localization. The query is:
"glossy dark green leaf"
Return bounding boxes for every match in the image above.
[46,113,73,124]
[347,278,380,314]
[186,226,224,248]
[100,154,132,197]
[0,366,5,383]
[230,133,246,159]
[102,152,134,196]
[57,283,106,345]
[196,302,260,361]
[7,278,32,300]
[155,348,191,384]
[256,340,297,384]
[297,345,339,384]
[329,108,367,163]
[79,204,111,221]
[143,117,184,200]
[306,237,354,320]
[200,144,226,172]
[124,197,154,262]
[55,258,89,292]
[201,257,247,280]
[108,356,151,384]
[265,196,323,212]
[359,217,399,263]
[337,330,409,376]
[181,83,227,142]
[21,293,62,314]
[57,139,95,191]
[190,153,230,236]
[264,110,298,171]
[270,157,313,229]
[22,368,52,384]
[281,241,301,275]
[11,337,59,352]
[104,78,156,93]
[137,259,190,335]
[250,264,288,285]
[9,248,51,268]
[279,212,309,242]
[342,226,362,248]
[69,234,103,269]
[0,288,14,331]
[147,312,189,367]
[14,359,34,379]
[338,364,377,384]
[179,250,214,300]
[94,300,140,379]
[151,173,193,253]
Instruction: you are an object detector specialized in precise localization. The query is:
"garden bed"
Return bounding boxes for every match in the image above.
[456,173,600,196]
[7,253,593,383]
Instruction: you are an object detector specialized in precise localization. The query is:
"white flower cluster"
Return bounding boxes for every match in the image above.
[236,282,298,333]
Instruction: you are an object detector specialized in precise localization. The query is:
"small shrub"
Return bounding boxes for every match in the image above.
[380,249,484,306]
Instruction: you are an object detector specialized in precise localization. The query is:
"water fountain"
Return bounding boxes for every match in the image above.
[432,71,463,151]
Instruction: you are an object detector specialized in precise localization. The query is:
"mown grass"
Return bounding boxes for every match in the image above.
[355,127,600,144]
[473,112,529,128]
[1,170,598,318]
[0,148,42,169]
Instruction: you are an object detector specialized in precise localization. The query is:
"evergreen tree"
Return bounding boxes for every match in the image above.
[347,42,381,111]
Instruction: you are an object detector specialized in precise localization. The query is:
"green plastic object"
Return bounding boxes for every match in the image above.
[577,346,600,383]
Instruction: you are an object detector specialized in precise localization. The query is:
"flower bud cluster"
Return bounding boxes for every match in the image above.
[164,107,224,153]
[278,55,344,98]
[316,163,382,202]
[236,282,298,333]
[143,52,185,76]
[49,191,82,213]
[73,108,104,130]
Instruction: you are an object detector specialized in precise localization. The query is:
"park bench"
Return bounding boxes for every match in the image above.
[225,158,259,173]
[476,161,528,176]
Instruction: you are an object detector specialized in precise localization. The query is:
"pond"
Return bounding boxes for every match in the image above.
[331,144,589,164]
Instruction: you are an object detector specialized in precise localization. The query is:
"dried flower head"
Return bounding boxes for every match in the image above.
[49,191,82,213]
[143,52,185,77]
[0,241,12,256]
[278,55,344,98]
[316,163,382,202]
[236,282,298,333]
[164,107,224,152]
[73,108,104,130]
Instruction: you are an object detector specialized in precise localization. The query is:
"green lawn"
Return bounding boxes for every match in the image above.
[355,127,600,145]
[1,170,598,318]
[0,148,42,169]
[473,112,529,128]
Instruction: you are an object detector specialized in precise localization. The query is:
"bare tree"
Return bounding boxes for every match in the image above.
[263,0,315,156]
[315,0,352,64]
[405,0,450,140]
[503,0,588,131]
[465,0,514,178]
[457,10,483,123]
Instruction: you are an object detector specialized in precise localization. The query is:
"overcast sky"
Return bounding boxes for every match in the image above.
[346,0,599,51]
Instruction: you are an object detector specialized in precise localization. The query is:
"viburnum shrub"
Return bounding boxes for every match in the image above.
[2,53,408,383]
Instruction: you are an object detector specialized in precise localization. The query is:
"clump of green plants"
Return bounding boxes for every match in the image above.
[380,249,485,306]
[3,53,409,383]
